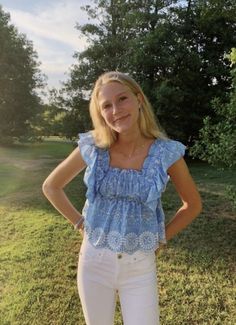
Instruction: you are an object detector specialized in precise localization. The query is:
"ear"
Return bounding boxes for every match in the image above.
[137,93,144,106]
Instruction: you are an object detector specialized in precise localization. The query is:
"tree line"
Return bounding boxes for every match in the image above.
[0,1,235,173]
[54,0,235,147]
[0,6,44,144]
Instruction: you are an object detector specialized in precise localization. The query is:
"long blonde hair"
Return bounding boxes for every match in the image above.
[89,71,167,147]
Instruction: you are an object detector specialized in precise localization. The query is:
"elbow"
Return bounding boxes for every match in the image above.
[42,180,49,197]
[184,197,203,218]
[190,197,203,217]
[42,180,55,198]
[42,180,63,198]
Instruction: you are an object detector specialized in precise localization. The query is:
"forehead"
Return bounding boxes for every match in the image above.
[97,81,131,102]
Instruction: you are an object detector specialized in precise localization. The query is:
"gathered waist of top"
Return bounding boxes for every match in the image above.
[95,192,143,204]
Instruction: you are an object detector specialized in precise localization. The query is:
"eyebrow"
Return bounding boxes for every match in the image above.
[100,91,128,106]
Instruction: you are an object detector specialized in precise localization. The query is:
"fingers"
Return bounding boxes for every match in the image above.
[155,243,167,256]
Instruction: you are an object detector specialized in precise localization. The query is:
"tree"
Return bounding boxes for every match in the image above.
[190,47,236,166]
[46,88,92,140]
[56,0,181,135]
[0,6,44,144]
[55,0,236,144]
[190,48,236,207]
[152,0,236,142]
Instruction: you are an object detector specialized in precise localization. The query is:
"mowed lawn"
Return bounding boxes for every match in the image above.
[0,139,235,325]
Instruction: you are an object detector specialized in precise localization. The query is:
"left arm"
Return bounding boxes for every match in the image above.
[165,157,202,242]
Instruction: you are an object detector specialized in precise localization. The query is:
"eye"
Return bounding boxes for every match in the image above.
[119,96,127,102]
[102,103,112,110]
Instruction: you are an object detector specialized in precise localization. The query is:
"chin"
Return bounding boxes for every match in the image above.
[113,122,130,131]
[114,126,134,134]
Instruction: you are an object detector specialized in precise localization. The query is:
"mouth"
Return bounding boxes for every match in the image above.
[114,115,129,123]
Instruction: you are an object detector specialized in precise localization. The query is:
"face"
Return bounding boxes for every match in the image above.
[97,81,142,134]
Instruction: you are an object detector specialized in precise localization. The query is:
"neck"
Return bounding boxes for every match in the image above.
[117,129,143,146]
[114,129,146,159]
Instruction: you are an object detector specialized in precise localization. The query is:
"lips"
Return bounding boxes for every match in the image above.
[114,115,129,123]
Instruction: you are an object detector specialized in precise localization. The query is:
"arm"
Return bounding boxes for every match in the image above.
[42,146,87,229]
[165,157,202,241]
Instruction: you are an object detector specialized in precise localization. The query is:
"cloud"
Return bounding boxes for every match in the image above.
[10,13,83,49]
[3,0,91,90]
[8,1,88,49]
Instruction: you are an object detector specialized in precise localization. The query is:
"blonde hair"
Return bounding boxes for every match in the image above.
[89,71,167,147]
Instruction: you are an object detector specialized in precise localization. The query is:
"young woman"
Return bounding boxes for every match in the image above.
[42,71,202,325]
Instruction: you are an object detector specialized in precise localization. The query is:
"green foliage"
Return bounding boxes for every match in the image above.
[155,0,236,142]
[225,47,236,64]
[190,98,236,168]
[52,0,236,144]
[36,102,66,137]
[191,48,236,168]
[47,88,92,139]
[190,47,236,207]
[0,6,44,144]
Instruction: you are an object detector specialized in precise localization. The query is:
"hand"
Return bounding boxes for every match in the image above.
[155,243,167,256]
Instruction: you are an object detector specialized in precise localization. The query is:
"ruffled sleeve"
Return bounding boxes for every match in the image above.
[159,139,186,191]
[161,140,186,171]
[77,131,96,166]
[77,131,98,203]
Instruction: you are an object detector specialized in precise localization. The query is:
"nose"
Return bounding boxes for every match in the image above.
[112,103,120,114]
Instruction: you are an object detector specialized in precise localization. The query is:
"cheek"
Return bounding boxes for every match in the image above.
[128,98,139,112]
[101,111,112,123]
[130,103,139,117]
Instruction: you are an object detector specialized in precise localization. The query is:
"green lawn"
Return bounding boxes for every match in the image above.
[0,140,235,325]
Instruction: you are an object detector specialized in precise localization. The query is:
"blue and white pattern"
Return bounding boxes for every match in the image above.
[77,131,186,254]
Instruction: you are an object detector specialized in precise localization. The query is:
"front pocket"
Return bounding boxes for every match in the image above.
[125,252,156,276]
[79,246,104,263]
[129,251,155,263]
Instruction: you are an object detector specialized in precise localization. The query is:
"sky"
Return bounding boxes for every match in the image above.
[0,0,91,96]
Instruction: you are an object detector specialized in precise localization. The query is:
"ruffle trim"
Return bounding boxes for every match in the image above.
[77,132,98,202]
[84,223,167,255]
[77,132,186,208]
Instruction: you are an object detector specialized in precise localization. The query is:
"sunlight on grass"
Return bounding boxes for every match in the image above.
[0,140,235,325]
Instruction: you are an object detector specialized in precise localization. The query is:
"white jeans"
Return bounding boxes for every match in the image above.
[77,233,159,325]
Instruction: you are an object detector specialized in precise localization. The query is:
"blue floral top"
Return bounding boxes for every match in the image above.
[77,131,186,255]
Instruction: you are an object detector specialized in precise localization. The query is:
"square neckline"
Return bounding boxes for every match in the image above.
[106,138,159,173]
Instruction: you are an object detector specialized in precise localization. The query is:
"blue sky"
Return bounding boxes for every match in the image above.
[1,0,90,94]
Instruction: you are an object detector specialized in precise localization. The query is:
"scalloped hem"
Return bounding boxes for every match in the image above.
[83,227,167,255]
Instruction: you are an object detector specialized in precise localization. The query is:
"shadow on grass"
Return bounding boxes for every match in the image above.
[162,178,236,275]
[170,215,236,269]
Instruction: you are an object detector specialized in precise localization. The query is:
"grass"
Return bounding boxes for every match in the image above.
[0,139,235,325]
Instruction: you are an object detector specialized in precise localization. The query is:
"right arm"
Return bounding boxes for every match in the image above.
[42,146,87,230]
